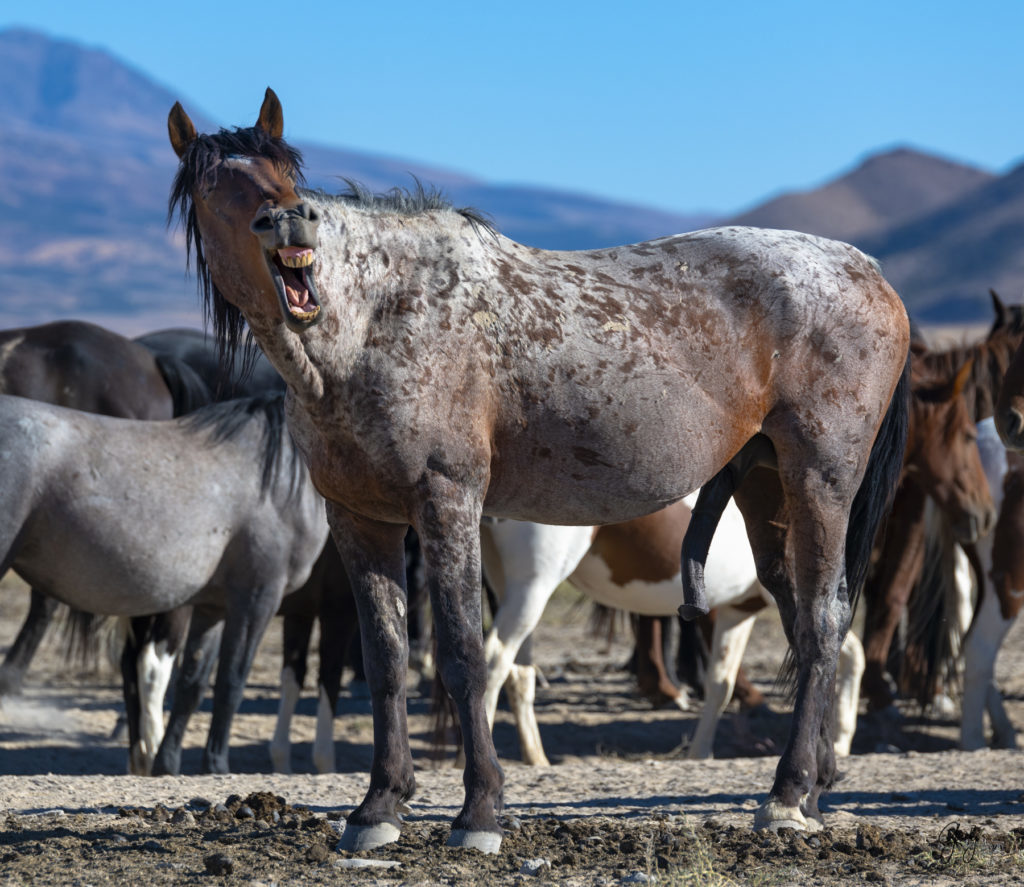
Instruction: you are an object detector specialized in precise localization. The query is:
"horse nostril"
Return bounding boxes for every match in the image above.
[298,202,320,223]
[250,213,275,234]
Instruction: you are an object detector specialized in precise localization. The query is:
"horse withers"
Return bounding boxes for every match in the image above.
[167,89,910,849]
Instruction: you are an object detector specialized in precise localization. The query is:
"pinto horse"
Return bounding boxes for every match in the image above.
[167,89,909,848]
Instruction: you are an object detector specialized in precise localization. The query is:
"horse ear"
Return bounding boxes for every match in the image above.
[256,88,284,139]
[168,102,198,159]
[991,289,1007,329]
[950,357,974,399]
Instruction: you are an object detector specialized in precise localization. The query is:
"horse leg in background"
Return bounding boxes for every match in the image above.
[312,545,358,774]
[151,608,223,776]
[330,505,416,853]
[202,584,285,773]
[270,608,314,773]
[502,633,549,766]
[962,584,1019,749]
[0,589,59,695]
[697,606,768,710]
[634,615,689,710]
[860,480,928,711]
[405,528,434,681]
[125,608,192,775]
[479,521,593,740]
[676,613,709,701]
[688,602,760,759]
[834,630,865,756]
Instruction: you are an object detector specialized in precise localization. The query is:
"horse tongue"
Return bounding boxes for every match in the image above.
[286,279,312,311]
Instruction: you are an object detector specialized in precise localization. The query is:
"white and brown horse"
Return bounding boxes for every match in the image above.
[167,89,910,849]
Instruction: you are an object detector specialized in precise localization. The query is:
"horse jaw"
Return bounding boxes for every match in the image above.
[263,248,323,332]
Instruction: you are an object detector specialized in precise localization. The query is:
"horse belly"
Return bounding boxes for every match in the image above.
[568,554,683,616]
[486,387,755,525]
[15,509,223,617]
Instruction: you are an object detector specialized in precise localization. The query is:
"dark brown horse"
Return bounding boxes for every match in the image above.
[859,354,995,710]
[860,302,1024,712]
[166,89,909,849]
[995,340,1024,450]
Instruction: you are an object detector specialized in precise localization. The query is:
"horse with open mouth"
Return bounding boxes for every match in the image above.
[167,88,910,851]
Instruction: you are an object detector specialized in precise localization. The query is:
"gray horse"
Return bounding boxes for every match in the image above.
[0,392,328,774]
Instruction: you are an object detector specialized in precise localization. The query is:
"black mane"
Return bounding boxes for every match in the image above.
[184,392,302,499]
[168,125,305,365]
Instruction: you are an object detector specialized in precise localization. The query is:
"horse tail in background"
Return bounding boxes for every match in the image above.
[153,352,215,416]
[901,505,965,706]
[846,350,912,610]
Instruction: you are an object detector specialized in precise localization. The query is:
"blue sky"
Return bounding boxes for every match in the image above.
[6,1,1024,215]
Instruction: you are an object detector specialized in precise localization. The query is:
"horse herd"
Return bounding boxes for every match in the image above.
[2,87,1024,854]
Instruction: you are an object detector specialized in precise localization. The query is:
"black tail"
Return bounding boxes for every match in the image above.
[153,352,216,416]
[846,351,912,610]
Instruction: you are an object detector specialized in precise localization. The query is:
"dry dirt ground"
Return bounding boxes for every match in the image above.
[3,572,1024,886]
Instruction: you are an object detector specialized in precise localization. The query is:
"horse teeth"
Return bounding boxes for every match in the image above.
[279,251,315,268]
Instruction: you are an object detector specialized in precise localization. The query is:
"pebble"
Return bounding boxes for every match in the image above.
[235,805,255,820]
[520,858,551,876]
[334,858,401,870]
[170,809,195,825]
[622,873,656,884]
[204,852,234,876]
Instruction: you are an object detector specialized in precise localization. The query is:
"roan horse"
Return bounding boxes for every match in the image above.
[166,89,910,849]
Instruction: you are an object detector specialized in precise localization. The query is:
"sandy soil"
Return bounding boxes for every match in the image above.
[2,572,1024,885]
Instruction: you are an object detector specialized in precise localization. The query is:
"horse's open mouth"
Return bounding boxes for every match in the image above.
[266,247,322,331]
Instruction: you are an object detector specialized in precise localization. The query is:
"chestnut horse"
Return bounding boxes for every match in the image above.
[167,89,909,849]
[861,305,1022,712]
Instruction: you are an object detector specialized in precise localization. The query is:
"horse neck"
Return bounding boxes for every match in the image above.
[256,204,498,406]
[921,333,1022,422]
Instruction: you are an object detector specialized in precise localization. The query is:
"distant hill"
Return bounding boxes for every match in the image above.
[3,28,1022,331]
[725,148,1024,322]
[0,28,714,333]
[727,148,995,245]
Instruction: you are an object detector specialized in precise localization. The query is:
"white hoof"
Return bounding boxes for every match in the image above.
[754,799,809,832]
[336,821,401,852]
[447,829,502,854]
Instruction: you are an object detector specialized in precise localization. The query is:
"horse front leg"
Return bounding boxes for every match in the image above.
[204,584,283,774]
[329,505,415,852]
[151,608,223,776]
[417,482,504,853]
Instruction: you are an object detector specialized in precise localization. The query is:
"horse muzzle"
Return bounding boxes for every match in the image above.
[250,203,323,332]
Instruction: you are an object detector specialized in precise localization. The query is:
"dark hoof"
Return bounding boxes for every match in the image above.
[447,829,502,853]
[336,821,401,851]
